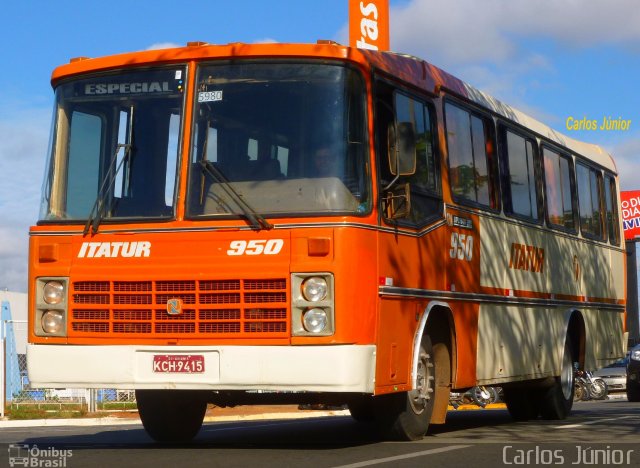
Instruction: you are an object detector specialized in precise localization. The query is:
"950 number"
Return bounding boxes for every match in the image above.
[450,232,474,261]
[227,239,284,256]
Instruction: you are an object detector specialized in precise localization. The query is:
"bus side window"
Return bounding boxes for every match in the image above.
[543,148,576,231]
[66,111,103,218]
[576,162,604,239]
[604,174,621,245]
[501,128,541,221]
[445,102,498,210]
[375,82,441,226]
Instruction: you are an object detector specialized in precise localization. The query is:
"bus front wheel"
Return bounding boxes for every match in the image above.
[374,335,436,440]
[136,390,208,443]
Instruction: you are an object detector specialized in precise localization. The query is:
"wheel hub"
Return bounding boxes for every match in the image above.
[409,349,433,414]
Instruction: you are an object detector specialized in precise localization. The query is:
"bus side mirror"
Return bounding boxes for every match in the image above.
[384,183,411,219]
[388,122,417,176]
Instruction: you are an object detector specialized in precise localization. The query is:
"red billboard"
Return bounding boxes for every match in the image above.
[621,190,640,241]
[349,0,390,51]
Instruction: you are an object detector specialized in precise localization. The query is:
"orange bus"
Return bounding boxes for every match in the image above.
[28,40,626,442]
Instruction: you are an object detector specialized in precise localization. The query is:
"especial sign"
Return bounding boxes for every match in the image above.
[71,68,185,97]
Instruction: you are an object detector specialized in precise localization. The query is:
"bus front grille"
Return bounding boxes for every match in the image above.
[69,279,289,338]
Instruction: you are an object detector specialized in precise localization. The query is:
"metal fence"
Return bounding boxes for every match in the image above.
[1,320,137,418]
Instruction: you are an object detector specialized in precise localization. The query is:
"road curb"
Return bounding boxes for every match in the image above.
[448,403,506,411]
[0,417,142,428]
[0,410,352,428]
[204,409,351,422]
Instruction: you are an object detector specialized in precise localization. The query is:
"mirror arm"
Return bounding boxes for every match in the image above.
[383,173,400,191]
[383,182,411,219]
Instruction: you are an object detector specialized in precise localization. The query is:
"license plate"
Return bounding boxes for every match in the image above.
[152,354,205,373]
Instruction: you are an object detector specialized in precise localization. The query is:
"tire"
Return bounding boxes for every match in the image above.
[136,390,208,443]
[503,387,540,421]
[574,381,588,401]
[374,335,436,440]
[590,379,608,400]
[539,337,574,420]
[347,397,376,423]
[470,386,498,406]
[627,379,640,402]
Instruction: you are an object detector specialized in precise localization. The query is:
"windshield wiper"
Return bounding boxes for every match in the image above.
[84,106,135,236]
[199,160,273,231]
[83,143,133,236]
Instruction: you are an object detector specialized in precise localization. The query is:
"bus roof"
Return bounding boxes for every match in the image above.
[51,41,616,174]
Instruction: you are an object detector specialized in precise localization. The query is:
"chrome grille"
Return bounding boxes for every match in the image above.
[69,278,289,338]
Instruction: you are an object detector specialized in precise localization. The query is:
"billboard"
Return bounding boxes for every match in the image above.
[621,190,640,241]
[349,0,389,51]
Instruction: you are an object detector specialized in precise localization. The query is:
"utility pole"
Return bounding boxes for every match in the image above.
[627,241,640,347]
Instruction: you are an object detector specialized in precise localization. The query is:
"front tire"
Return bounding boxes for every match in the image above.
[347,396,376,423]
[136,390,208,443]
[590,379,608,400]
[374,335,436,440]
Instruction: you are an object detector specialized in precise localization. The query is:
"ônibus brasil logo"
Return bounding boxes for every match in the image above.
[8,444,72,467]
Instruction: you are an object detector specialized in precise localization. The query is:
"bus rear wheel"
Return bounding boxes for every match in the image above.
[374,335,435,440]
[539,337,574,420]
[136,390,208,443]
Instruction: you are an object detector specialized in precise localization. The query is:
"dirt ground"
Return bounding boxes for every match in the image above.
[108,404,317,420]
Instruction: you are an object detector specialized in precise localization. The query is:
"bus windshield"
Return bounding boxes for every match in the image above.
[187,62,369,218]
[39,67,185,222]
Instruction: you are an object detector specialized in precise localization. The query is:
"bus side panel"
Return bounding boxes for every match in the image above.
[375,298,418,393]
[442,209,482,389]
[331,227,379,345]
[448,301,479,389]
[478,210,625,383]
[582,308,626,370]
[476,304,561,384]
[376,223,479,392]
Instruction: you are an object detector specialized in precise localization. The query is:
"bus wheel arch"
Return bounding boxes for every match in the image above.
[372,301,454,440]
[565,309,586,370]
[414,302,455,425]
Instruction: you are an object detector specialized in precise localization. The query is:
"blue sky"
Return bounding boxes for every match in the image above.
[1,0,639,291]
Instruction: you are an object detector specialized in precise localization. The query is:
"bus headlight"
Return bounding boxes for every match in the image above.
[303,308,327,333]
[301,277,327,302]
[41,310,64,334]
[631,349,640,361]
[43,280,65,305]
[291,272,334,336]
[35,277,68,337]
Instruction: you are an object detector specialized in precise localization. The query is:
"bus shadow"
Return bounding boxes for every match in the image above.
[19,403,640,451]
[18,410,510,450]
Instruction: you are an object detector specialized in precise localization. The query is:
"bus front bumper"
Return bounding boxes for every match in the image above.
[27,344,376,393]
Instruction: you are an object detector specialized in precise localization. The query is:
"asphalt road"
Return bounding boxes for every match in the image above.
[1,400,639,468]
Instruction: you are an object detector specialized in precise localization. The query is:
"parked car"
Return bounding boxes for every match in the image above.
[594,356,628,392]
[627,344,640,402]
